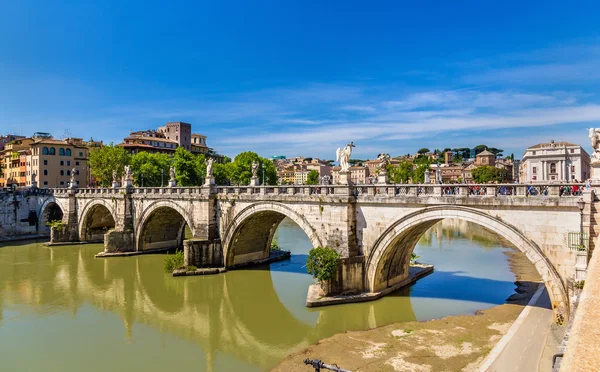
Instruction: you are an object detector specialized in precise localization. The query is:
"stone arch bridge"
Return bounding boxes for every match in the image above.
[39,183,593,318]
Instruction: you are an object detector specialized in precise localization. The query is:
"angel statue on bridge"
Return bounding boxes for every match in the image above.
[588,128,600,162]
[336,142,355,172]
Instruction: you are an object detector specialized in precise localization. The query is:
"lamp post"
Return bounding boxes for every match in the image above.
[262,163,265,185]
[161,168,164,187]
[577,198,586,250]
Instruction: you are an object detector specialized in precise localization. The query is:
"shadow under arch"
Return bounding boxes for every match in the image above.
[366,205,569,317]
[222,202,323,268]
[38,200,64,233]
[136,202,194,251]
[79,200,116,242]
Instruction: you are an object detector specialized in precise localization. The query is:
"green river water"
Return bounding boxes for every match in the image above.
[0,219,518,371]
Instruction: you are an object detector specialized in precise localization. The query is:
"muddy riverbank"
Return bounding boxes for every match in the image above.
[272,250,542,372]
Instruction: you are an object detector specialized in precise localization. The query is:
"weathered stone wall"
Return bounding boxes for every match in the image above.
[0,190,58,236]
[184,238,223,267]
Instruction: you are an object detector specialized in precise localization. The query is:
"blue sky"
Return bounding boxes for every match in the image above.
[1,1,600,160]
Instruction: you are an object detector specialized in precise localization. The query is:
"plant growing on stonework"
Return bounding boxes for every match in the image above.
[164,250,184,273]
[271,237,281,251]
[305,246,340,282]
[410,253,420,264]
[46,220,66,231]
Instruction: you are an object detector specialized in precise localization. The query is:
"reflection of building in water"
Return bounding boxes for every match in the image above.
[419,219,513,249]
[0,243,417,371]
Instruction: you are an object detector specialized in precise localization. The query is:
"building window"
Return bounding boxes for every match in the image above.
[60,161,64,166]
[44,160,47,165]
[60,181,64,185]
[571,165,575,172]
[76,161,79,166]
[43,181,48,185]
[66,149,71,156]
[60,170,64,176]
[532,167,537,174]
[42,147,49,155]
[44,169,48,176]
[550,163,556,174]
[59,148,65,156]
[49,147,56,155]
[570,149,574,154]
[67,161,71,166]
[79,152,83,157]
[67,170,71,176]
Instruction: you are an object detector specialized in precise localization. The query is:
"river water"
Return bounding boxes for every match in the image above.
[0,219,518,372]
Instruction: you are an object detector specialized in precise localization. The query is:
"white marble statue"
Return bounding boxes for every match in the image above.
[251,161,259,178]
[123,165,132,181]
[169,166,176,182]
[588,128,600,162]
[206,158,214,177]
[336,142,355,172]
[69,168,77,187]
[112,170,118,184]
[376,152,390,173]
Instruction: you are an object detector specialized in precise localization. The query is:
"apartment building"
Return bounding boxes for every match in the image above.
[28,138,90,188]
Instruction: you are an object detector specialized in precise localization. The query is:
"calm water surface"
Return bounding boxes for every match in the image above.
[0,219,518,371]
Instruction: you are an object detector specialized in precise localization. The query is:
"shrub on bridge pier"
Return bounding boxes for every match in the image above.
[164,250,184,273]
[306,246,341,283]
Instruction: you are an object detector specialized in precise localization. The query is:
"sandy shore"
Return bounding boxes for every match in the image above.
[272,250,542,372]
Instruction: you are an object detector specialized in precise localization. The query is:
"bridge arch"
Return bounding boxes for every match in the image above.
[136,200,195,252]
[79,199,117,242]
[38,198,64,233]
[223,202,323,268]
[365,205,569,317]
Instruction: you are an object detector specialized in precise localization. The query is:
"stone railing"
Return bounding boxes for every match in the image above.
[352,183,586,198]
[47,183,586,199]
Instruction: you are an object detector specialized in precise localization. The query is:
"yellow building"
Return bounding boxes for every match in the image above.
[29,139,90,188]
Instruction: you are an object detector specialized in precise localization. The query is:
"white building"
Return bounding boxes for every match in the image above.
[520,140,590,183]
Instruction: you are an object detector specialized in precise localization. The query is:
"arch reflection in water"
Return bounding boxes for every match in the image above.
[0,218,519,371]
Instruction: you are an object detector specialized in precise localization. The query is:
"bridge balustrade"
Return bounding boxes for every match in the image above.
[44,183,586,199]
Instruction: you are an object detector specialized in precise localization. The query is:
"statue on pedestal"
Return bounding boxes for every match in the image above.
[206,158,214,177]
[251,161,259,178]
[588,128,600,162]
[376,153,390,174]
[169,166,176,182]
[336,142,355,172]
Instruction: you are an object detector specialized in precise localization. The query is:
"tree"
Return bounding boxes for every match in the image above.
[306,170,319,185]
[173,147,202,186]
[227,151,277,186]
[88,144,130,187]
[442,148,452,153]
[213,162,231,185]
[412,163,430,183]
[388,162,413,184]
[130,152,171,187]
[471,166,511,183]
[417,148,430,155]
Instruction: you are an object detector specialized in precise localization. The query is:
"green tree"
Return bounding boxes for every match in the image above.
[417,148,430,155]
[130,152,171,187]
[173,147,201,186]
[442,148,452,153]
[213,162,231,185]
[306,246,340,282]
[412,163,430,183]
[228,151,277,185]
[388,162,413,184]
[306,170,319,185]
[471,166,511,183]
[88,144,130,187]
